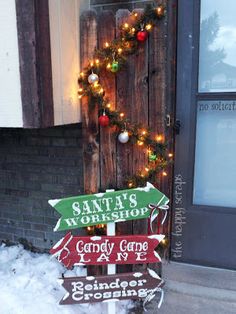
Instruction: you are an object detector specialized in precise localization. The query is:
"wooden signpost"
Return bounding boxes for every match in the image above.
[59,269,164,305]
[48,182,169,232]
[50,232,165,268]
[49,183,169,311]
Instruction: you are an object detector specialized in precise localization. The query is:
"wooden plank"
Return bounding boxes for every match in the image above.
[35,0,54,127]
[165,0,177,252]
[148,2,168,273]
[80,10,99,195]
[50,233,164,268]
[15,0,40,128]
[59,270,164,305]
[116,9,134,273]
[97,11,117,190]
[80,10,100,276]
[116,9,135,189]
[131,8,149,273]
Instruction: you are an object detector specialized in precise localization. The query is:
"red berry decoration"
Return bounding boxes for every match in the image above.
[98,114,110,127]
[136,30,148,42]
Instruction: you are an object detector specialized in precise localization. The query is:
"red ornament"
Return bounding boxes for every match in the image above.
[136,30,148,42]
[98,114,110,127]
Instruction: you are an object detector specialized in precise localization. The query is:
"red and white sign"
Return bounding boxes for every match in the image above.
[50,232,165,268]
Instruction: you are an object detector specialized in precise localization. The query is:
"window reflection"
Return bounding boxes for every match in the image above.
[193,101,236,207]
[198,0,236,92]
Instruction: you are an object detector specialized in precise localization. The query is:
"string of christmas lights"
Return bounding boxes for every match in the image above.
[78,4,173,189]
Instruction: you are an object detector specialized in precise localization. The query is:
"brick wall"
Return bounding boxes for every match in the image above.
[0,124,84,251]
[91,0,154,12]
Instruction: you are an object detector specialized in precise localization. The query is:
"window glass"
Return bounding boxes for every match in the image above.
[193,100,236,207]
[199,0,236,92]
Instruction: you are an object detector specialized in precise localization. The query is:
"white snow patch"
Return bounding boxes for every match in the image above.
[148,234,165,242]
[0,244,133,314]
[94,193,105,198]
[135,182,154,192]
[133,272,143,278]
[114,219,125,223]
[48,199,61,207]
[90,236,102,241]
[154,250,162,262]
[147,268,161,280]
[53,218,61,232]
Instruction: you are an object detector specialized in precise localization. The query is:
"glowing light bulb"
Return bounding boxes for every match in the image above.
[124,23,129,29]
[119,112,125,118]
[157,6,163,15]
[105,42,109,47]
[156,135,164,142]
[137,140,144,146]
[162,171,167,177]
[146,24,152,31]
[118,48,123,54]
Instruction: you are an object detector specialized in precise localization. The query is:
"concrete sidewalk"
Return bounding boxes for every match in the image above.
[143,262,236,314]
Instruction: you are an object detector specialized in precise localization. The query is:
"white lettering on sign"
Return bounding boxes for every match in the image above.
[71,277,149,302]
[135,252,147,261]
[120,240,148,252]
[76,240,114,255]
[75,239,149,263]
[72,193,137,216]
[115,252,128,262]
[65,206,149,227]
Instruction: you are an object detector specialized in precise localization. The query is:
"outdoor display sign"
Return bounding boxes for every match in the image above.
[49,182,169,311]
[48,182,169,232]
[49,183,169,231]
[50,232,165,268]
[59,269,164,305]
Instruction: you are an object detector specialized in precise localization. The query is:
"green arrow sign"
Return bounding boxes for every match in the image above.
[49,182,169,232]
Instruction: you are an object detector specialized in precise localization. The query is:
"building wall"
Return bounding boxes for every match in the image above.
[0,124,84,251]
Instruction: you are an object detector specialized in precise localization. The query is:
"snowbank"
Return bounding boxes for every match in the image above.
[0,244,133,314]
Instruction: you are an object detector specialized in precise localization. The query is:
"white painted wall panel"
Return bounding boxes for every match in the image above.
[49,0,90,125]
[0,0,23,127]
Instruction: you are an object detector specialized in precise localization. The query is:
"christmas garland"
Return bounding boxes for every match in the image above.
[78,4,172,188]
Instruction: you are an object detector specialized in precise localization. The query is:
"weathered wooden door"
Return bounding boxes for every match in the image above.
[172,0,236,269]
[80,3,176,273]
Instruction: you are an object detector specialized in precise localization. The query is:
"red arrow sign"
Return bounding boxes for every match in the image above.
[50,232,164,268]
[59,269,164,305]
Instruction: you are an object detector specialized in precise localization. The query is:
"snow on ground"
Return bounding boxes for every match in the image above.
[0,244,133,314]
